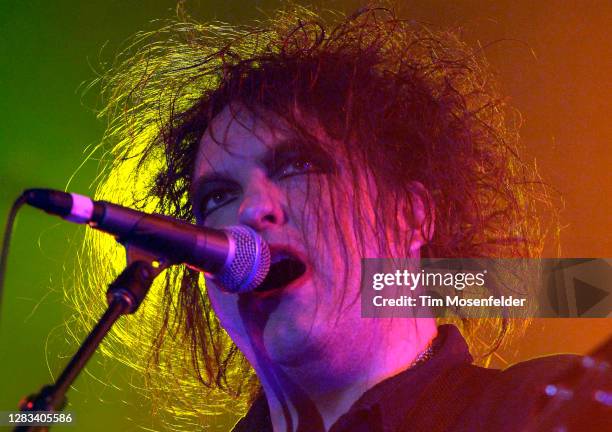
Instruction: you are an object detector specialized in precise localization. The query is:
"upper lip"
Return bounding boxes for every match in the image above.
[267,243,307,265]
[248,242,309,294]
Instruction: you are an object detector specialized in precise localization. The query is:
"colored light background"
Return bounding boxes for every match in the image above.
[0,1,610,431]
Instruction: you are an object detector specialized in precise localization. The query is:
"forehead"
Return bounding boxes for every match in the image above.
[194,104,293,172]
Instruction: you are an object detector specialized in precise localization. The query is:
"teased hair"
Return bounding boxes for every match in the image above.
[72,4,553,429]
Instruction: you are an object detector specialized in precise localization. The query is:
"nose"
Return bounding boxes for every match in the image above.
[238,174,286,231]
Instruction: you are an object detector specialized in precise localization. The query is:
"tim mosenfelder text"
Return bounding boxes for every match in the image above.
[369,269,527,310]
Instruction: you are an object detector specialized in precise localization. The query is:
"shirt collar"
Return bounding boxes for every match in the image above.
[330,324,473,431]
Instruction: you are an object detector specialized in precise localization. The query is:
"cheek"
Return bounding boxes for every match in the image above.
[201,201,242,229]
[282,181,311,225]
[297,184,364,304]
[204,278,245,336]
[284,176,340,240]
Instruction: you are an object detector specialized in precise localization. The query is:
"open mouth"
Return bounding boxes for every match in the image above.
[254,252,307,293]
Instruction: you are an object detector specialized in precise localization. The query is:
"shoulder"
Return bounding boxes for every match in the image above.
[490,353,580,395]
[455,354,581,431]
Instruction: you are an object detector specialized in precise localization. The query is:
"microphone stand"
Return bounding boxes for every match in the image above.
[14,246,167,432]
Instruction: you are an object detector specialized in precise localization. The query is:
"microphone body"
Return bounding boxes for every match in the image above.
[23,189,270,293]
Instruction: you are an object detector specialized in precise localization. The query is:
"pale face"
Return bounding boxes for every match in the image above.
[191,104,424,372]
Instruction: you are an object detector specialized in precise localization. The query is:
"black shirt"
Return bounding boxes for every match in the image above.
[231,325,591,431]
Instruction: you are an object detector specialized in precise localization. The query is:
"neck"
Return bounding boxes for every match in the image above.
[254,318,437,432]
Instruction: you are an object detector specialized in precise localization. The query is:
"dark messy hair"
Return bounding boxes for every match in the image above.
[74,4,552,429]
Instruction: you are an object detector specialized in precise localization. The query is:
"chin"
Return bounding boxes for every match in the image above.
[261,309,329,367]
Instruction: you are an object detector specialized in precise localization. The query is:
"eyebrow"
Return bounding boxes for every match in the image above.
[261,139,311,172]
[191,171,230,191]
[191,138,309,190]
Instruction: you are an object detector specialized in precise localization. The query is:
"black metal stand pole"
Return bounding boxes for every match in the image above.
[14,260,157,432]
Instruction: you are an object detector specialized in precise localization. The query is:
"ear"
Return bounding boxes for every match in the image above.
[402,181,435,254]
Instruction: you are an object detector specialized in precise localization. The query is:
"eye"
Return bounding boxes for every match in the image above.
[278,156,319,178]
[200,188,239,217]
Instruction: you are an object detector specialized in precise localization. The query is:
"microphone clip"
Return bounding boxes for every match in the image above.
[106,244,171,314]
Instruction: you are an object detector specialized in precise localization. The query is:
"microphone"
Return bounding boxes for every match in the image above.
[22,188,270,293]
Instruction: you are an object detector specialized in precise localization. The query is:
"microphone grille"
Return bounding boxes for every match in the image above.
[216,226,270,293]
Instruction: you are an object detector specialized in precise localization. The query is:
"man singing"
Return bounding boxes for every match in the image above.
[82,4,599,431]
